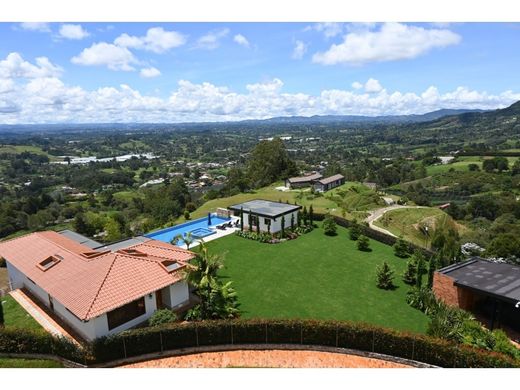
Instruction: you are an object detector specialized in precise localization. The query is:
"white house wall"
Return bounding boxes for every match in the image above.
[169,281,190,308]
[242,210,299,233]
[6,261,50,306]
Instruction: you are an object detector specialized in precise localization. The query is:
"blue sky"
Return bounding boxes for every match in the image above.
[1,22,520,123]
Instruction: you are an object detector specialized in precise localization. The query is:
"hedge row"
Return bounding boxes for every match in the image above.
[313,213,434,258]
[89,319,519,367]
[0,328,86,363]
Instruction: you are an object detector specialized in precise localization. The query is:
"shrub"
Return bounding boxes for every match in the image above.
[349,220,361,241]
[376,262,395,290]
[185,202,197,212]
[356,235,370,251]
[393,237,410,258]
[323,214,337,236]
[402,257,417,285]
[184,210,191,220]
[0,257,5,267]
[148,309,177,327]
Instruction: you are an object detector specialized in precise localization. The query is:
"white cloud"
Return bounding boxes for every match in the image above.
[18,22,50,32]
[0,52,62,78]
[59,24,90,40]
[364,78,383,93]
[312,23,461,66]
[114,27,186,54]
[1,54,519,124]
[196,28,230,50]
[292,41,308,60]
[351,81,363,90]
[140,67,161,78]
[233,34,250,48]
[307,22,344,38]
[71,42,137,71]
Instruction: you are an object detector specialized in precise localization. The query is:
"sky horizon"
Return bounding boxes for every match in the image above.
[1,22,520,124]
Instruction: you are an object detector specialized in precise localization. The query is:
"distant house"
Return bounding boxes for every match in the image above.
[363,182,377,191]
[285,172,322,189]
[0,231,195,341]
[313,174,345,192]
[228,199,301,233]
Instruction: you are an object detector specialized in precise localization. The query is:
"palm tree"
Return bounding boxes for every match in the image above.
[170,234,183,246]
[184,242,239,320]
[183,232,195,250]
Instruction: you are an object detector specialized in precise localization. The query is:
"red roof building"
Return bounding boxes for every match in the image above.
[0,231,195,340]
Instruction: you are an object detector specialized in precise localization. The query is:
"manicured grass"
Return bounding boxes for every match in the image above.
[207,223,429,334]
[0,358,63,368]
[1,295,44,332]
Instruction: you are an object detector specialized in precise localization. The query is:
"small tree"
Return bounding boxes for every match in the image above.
[184,232,194,250]
[267,220,271,235]
[248,210,253,232]
[256,214,260,234]
[415,251,426,288]
[290,213,295,231]
[427,256,438,289]
[309,204,314,227]
[148,309,177,326]
[323,214,337,236]
[393,237,410,258]
[349,219,361,241]
[357,235,370,251]
[240,207,244,231]
[402,257,418,285]
[170,234,183,246]
[281,215,286,238]
[376,262,395,290]
[302,206,308,226]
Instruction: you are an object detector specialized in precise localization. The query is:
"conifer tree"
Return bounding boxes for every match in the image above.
[393,237,410,258]
[309,204,314,227]
[376,262,395,290]
[402,257,418,285]
[349,219,361,241]
[357,235,370,251]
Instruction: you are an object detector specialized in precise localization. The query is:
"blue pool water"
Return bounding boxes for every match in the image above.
[145,214,231,246]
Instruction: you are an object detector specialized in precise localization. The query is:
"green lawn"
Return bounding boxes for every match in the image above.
[207,223,429,334]
[0,358,63,368]
[1,295,44,332]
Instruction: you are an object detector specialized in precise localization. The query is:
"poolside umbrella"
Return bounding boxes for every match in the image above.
[208,213,212,225]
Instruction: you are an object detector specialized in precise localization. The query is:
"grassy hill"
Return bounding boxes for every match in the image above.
[373,207,466,247]
[177,181,385,223]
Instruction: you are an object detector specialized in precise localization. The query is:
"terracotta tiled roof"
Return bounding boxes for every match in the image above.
[0,231,196,320]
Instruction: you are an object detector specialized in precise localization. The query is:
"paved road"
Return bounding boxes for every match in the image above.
[364,205,427,237]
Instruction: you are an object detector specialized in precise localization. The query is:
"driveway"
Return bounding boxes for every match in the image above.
[364,205,427,237]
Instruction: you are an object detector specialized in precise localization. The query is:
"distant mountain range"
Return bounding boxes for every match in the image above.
[2,104,519,132]
[239,108,489,125]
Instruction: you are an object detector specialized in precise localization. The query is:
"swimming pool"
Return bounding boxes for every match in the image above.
[145,214,231,246]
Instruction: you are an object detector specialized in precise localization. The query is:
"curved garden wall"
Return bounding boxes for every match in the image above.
[2,319,515,367]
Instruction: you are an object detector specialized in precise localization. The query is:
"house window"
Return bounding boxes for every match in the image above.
[250,214,258,225]
[264,218,271,225]
[107,297,146,330]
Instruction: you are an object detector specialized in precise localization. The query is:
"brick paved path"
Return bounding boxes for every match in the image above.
[120,349,412,368]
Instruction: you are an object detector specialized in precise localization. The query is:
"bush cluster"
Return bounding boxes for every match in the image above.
[407,287,520,361]
[235,230,299,244]
[88,319,519,367]
[0,328,86,363]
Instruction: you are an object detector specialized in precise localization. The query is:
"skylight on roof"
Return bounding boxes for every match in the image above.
[161,260,181,272]
[37,255,61,271]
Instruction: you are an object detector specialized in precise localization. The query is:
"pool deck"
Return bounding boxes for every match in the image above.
[179,224,239,250]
